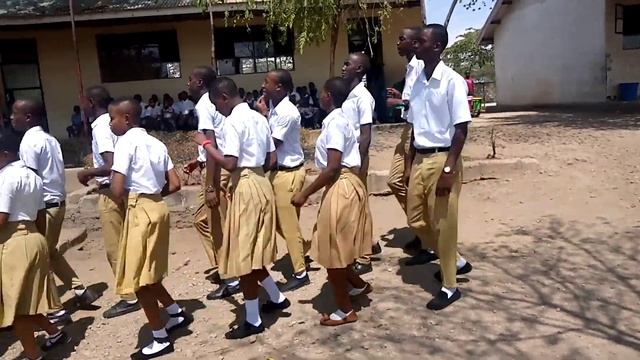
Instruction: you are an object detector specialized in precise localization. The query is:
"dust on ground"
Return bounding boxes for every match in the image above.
[2,109,640,359]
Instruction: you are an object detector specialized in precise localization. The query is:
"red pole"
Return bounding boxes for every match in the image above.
[69,0,87,136]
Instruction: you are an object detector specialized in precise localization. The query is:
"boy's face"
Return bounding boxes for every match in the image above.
[0,150,11,170]
[10,102,29,132]
[319,87,332,112]
[109,104,130,136]
[210,93,232,117]
[261,73,279,102]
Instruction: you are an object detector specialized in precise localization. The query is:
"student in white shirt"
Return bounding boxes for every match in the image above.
[77,86,141,319]
[109,98,189,359]
[291,77,373,326]
[196,77,289,340]
[341,52,378,275]
[385,27,437,263]
[0,130,69,360]
[257,69,310,291]
[186,66,240,301]
[405,24,474,311]
[11,99,99,325]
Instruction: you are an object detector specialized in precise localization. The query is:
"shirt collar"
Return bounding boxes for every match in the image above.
[269,97,292,117]
[347,82,366,100]
[123,127,147,137]
[229,102,251,119]
[91,113,110,129]
[322,108,343,126]
[430,61,446,81]
[408,55,420,70]
[24,126,44,136]
[0,160,25,175]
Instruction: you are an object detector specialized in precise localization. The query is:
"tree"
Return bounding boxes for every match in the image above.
[197,0,397,76]
[446,0,497,27]
[443,28,494,80]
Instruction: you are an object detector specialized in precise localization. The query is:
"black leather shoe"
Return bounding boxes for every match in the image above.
[132,338,174,359]
[47,311,72,326]
[261,298,291,314]
[405,250,439,266]
[426,289,461,310]
[103,300,141,319]
[403,237,422,252]
[225,321,265,339]
[352,262,372,276]
[279,274,310,292]
[206,283,241,300]
[41,330,71,351]
[166,309,193,333]
[75,288,100,309]
[434,262,473,282]
[371,243,382,255]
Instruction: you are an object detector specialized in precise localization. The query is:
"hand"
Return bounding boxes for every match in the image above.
[255,96,268,116]
[194,132,208,146]
[77,169,93,186]
[436,171,456,197]
[205,189,219,208]
[183,159,200,174]
[386,88,402,99]
[291,192,308,208]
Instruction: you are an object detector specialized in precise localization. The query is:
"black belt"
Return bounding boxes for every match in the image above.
[416,147,450,155]
[45,201,66,209]
[277,164,304,171]
[98,183,111,190]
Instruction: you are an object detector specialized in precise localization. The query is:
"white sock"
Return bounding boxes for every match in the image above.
[126,299,138,304]
[329,309,353,321]
[73,288,86,297]
[456,257,467,269]
[50,309,66,317]
[348,284,368,296]
[441,286,456,299]
[294,271,307,279]
[142,329,170,355]
[46,331,62,341]
[260,275,286,304]
[244,298,261,327]
[225,279,240,287]
[165,303,181,315]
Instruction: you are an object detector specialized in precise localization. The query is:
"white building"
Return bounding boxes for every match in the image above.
[479,0,640,106]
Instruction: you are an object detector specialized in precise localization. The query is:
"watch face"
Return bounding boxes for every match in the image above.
[444,166,452,173]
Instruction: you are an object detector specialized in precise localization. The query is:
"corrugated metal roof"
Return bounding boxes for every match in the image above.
[0,0,197,18]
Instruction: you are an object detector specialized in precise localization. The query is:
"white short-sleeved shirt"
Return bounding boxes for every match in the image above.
[341,81,375,141]
[19,126,66,203]
[223,103,275,168]
[315,108,361,170]
[402,56,425,120]
[268,97,304,168]
[408,61,472,149]
[0,160,45,222]
[111,127,174,194]
[142,105,161,118]
[91,113,118,185]
[196,92,226,162]
[174,99,195,115]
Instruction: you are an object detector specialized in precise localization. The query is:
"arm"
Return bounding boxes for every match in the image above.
[292,149,342,207]
[77,152,113,186]
[162,169,182,197]
[201,143,238,173]
[358,123,372,178]
[0,213,8,230]
[110,172,127,204]
[444,122,468,170]
[35,209,47,235]
[403,127,416,186]
[203,130,222,207]
[264,151,277,173]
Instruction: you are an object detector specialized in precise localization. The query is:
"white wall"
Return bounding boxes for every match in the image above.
[494,0,607,106]
[605,0,640,98]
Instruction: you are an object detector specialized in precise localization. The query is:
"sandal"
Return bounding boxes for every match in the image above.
[349,283,373,297]
[319,311,358,326]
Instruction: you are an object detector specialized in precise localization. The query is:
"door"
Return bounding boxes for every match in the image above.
[348,17,387,122]
[0,39,47,130]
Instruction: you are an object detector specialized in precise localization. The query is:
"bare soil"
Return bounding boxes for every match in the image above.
[2,109,640,360]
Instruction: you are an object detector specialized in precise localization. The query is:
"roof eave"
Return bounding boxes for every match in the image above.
[477,0,512,45]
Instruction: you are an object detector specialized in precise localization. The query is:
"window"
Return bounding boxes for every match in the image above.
[96,30,181,83]
[616,4,640,50]
[214,26,295,75]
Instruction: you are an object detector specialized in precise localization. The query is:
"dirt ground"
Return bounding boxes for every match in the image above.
[2,108,640,359]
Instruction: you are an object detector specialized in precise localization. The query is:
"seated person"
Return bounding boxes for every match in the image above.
[141,97,162,130]
[161,95,178,132]
[66,105,83,138]
[174,91,195,131]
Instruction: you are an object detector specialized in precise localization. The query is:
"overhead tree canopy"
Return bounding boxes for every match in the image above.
[443,28,494,80]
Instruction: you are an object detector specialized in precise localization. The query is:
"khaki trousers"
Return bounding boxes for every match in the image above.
[269,166,309,274]
[356,153,375,266]
[98,188,135,301]
[42,204,83,312]
[192,171,229,274]
[406,152,463,288]
[387,124,412,212]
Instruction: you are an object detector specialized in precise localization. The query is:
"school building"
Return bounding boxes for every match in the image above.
[479,0,640,107]
[0,0,423,138]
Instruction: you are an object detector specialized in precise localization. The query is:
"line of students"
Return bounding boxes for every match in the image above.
[0,22,473,360]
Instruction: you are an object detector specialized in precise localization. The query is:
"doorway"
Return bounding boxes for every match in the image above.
[348,17,387,122]
[0,39,47,130]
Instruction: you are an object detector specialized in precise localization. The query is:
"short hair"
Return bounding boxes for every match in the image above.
[17,99,45,120]
[193,66,217,88]
[425,23,449,50]
[323,77,350,108]
[110,97,142,119]
[209,77,239,99]
[404,26,423,41]
[270,69,294,93]
[86,85,112,109]
[0,130,20,154]
[351,52,371,74]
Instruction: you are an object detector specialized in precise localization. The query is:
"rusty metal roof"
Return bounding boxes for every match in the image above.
[0,0,196,18]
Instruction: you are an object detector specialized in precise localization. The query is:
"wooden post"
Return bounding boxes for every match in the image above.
[69,0,87,136]
[208,0,216,68]
[420,0,428,25]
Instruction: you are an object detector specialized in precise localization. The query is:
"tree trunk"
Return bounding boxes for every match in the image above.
[329,13,340,77]
[208,0,216,68]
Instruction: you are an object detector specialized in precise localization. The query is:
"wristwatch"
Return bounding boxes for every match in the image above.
[443,166,452,174]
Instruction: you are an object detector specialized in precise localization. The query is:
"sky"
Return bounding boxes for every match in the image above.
[425,0,495,43]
